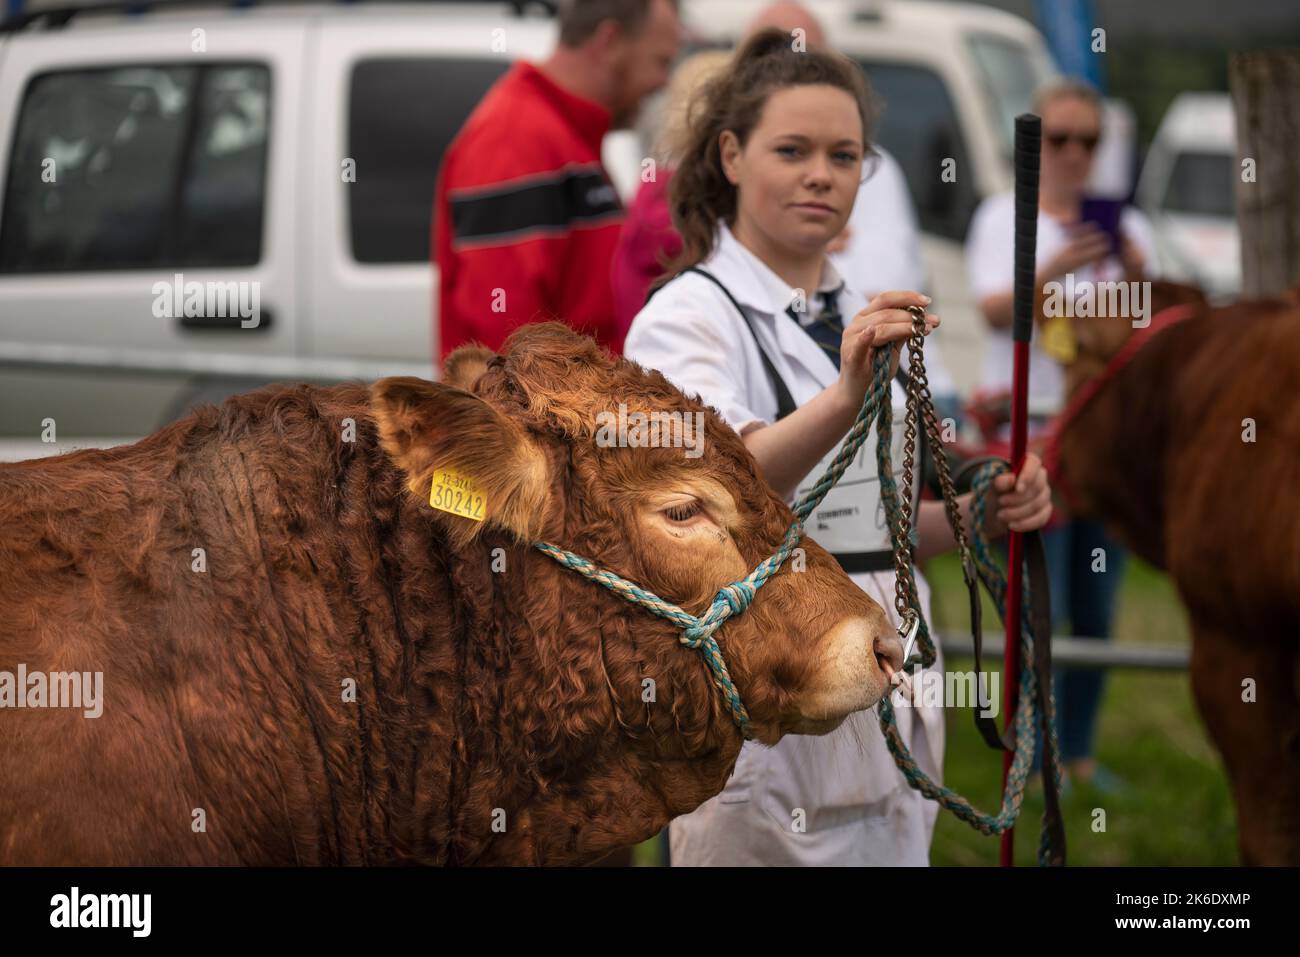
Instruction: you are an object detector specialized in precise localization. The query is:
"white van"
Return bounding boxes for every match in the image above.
[0,0,1053,447]
[1135,92,1240,301]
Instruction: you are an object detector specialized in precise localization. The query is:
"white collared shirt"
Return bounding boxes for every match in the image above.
[624,221,946,866]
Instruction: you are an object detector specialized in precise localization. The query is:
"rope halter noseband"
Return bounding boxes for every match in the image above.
[533,511,807,738]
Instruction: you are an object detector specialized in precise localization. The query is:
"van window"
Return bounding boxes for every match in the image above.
[0,64,269,273]
[348,58,510,264]
[857,60,978,241]
[966,34,1045,159]
[1163,151,1233,218]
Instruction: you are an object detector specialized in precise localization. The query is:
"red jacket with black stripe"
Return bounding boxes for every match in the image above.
[433,61,626,363]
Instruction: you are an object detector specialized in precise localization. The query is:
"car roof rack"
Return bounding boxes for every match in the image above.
[0,0,558,34]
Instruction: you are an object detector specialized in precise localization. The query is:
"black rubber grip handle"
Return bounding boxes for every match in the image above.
[1013,113,1041,344]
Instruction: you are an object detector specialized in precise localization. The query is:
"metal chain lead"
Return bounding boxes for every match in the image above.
[890,313,921,620]
[891,306,982,640]
[909,307,979,593]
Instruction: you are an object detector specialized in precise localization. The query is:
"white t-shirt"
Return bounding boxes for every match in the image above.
[964,192,1159,415]
[831,148,927,295]
[832,148,956,399]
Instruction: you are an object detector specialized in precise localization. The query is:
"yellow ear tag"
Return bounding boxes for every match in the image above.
[1040,314,1078,364]
[429,468,486,522]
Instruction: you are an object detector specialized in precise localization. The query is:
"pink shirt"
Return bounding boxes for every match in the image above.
[610,172,682,336]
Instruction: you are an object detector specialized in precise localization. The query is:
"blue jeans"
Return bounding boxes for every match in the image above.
[1035,517,1128,764]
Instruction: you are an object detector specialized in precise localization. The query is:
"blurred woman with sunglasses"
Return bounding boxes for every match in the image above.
[964,78,1160,794]
[967,77,1157,416]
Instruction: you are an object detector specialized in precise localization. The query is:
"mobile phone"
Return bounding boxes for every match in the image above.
[1079,196,1125,254]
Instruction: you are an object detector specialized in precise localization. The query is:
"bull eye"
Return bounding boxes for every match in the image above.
[663,500,704,523]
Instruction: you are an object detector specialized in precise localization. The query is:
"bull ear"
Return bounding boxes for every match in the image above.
[371,376,550,548]
[443,344,495,392]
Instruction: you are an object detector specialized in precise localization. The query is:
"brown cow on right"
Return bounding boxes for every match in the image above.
[1051,280,1300,864]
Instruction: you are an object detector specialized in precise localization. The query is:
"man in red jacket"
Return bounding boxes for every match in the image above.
[435,0,681,362]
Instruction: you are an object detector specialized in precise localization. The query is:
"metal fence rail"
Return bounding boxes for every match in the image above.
[937,633,1189,671]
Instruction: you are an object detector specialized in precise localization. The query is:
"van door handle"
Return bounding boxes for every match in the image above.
[177,309,274,331]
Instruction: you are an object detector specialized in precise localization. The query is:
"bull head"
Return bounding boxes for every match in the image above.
[369,322,902,863]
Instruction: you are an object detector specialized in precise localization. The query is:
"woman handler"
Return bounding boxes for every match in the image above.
[623,29,1054,865]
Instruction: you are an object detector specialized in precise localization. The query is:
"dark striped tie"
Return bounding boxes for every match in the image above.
[787,285,846,370]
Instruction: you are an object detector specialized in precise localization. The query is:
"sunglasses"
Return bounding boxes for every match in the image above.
[1044,130,1100,152]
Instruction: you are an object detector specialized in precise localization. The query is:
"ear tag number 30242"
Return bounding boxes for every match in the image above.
[429,468,486,522]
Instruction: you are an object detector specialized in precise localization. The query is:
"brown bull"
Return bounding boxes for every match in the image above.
[0,322,903,865]
[1052,281,1300,864]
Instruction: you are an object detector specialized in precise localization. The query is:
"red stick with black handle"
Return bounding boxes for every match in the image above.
[1001,113,1041,868]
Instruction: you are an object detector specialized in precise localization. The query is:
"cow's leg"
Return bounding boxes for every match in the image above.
[1188,620,1300,865]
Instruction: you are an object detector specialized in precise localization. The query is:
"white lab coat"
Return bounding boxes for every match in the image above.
[624,221,946,866]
